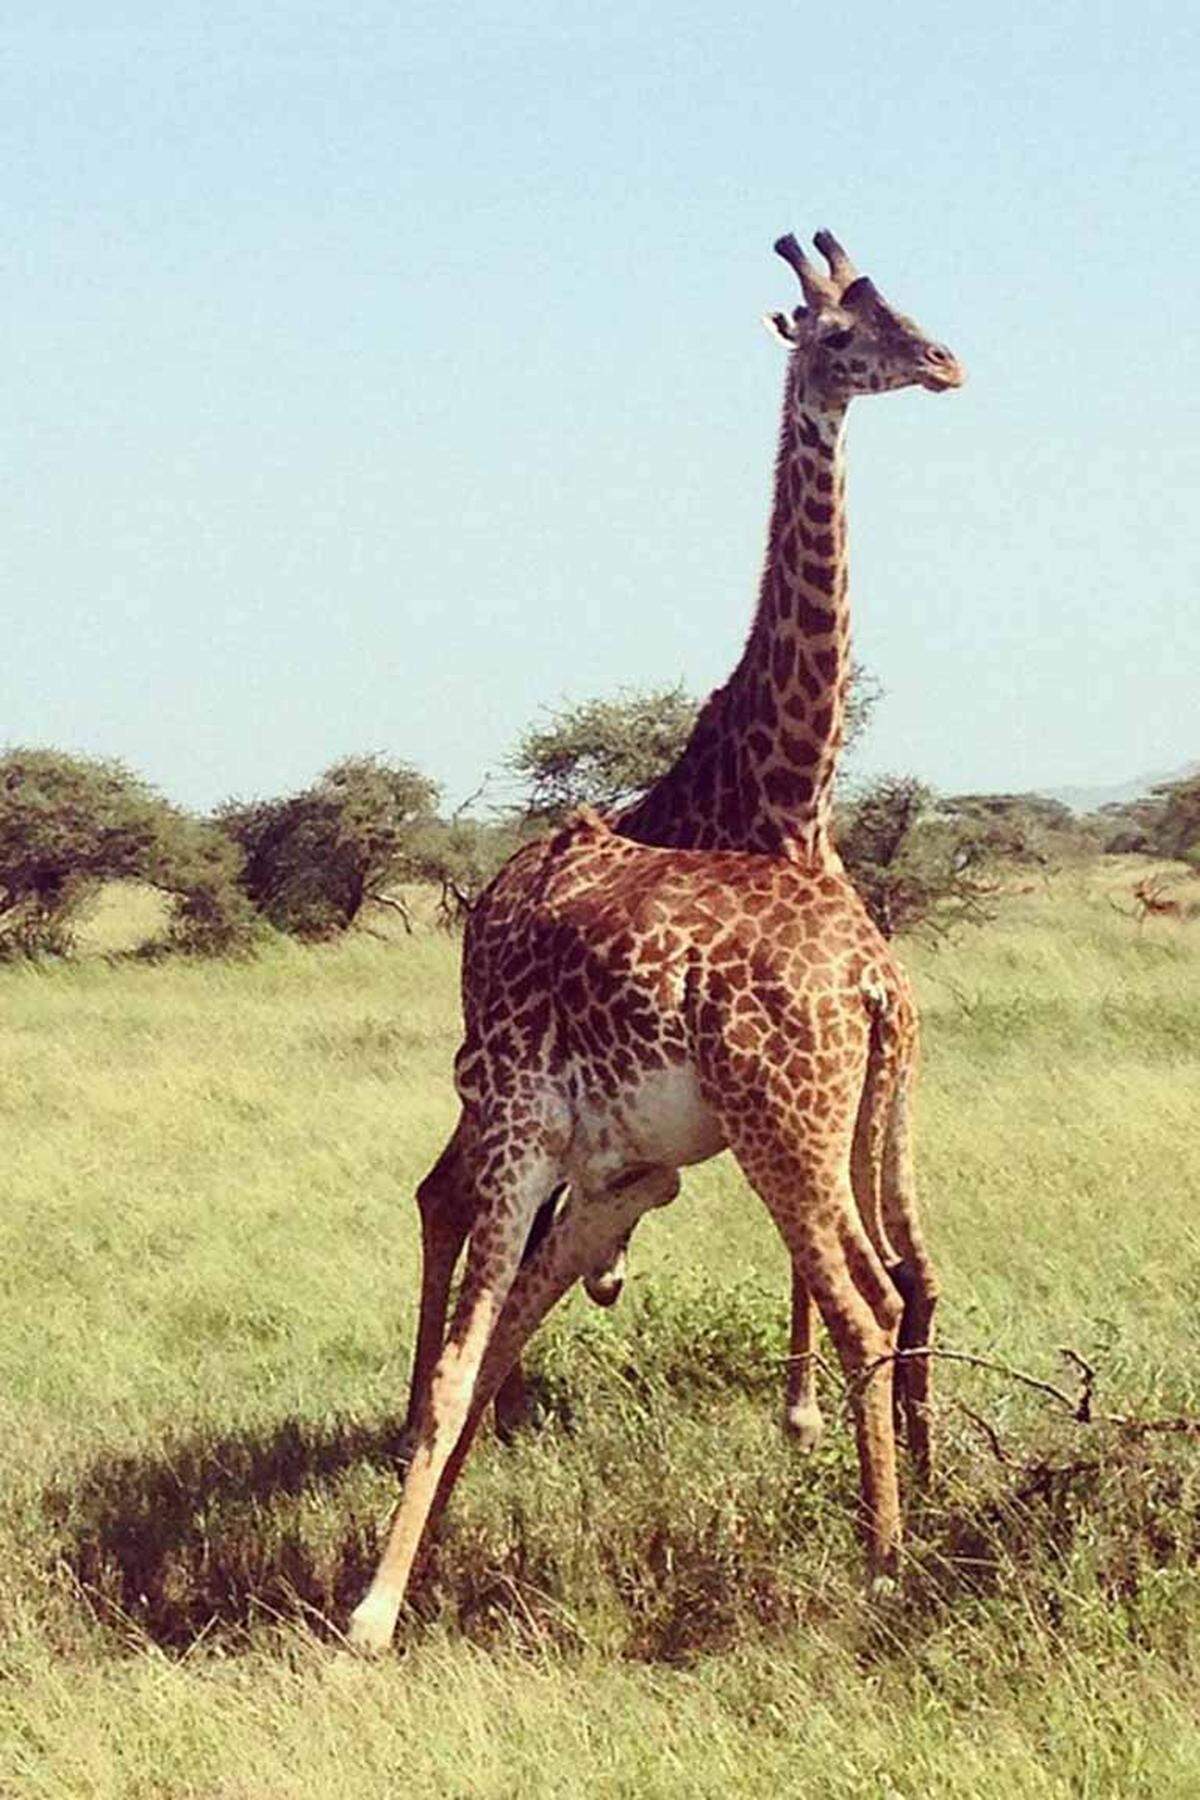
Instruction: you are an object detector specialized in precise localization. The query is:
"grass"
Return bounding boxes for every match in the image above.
[1,858,1199,1795]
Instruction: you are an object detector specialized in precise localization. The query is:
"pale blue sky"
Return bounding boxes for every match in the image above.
[3,3,1197,812]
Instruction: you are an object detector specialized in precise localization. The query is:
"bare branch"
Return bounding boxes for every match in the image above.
[370,892,414,935]
[862,1344,1200,1439]
[877,1346,1084,1413]
[957,1402,1013,1464]
[450,775,491,826]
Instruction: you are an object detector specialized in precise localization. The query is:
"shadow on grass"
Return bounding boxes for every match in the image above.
[44,1414,410,1651]
[41,1409,1200,1663]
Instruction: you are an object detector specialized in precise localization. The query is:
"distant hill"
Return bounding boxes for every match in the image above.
[1037,760,1200,815]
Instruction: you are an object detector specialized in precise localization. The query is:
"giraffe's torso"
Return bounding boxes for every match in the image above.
[455,816,912,1198]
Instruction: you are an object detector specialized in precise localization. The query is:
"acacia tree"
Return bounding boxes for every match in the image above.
[218,754,440,938]
[509,669,881,826]
[937,792,1082,872]
[1091,771,1200,864]
[403,811,531,928]
[508,685,699,824]
[0,748,251,957]
[837,776,998,939]
[1153,774,1200,864]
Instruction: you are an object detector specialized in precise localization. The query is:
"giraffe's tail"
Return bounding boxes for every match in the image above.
[855,969,940,1477]
[851,973,905,1275]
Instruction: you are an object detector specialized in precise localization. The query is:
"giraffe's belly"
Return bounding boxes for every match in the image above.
[568,1064,725,1190]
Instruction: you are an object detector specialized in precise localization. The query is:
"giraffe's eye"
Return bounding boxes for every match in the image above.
[822,327,855,351]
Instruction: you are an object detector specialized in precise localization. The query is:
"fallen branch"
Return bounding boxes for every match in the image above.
[875,1345,1200,1439]
[956,1402,1012,1465]
[784,1341,1200,1442]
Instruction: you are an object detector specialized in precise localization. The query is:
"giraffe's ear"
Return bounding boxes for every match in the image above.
[762,308,803,345]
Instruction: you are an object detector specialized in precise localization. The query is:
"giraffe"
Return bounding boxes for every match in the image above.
[404,230,962,1452]
[350,233,965,1651]
[352,812,930,1651]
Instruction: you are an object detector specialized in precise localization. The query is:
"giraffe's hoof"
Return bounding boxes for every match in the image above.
[347,1591,400,1655]
[783,1401,825,1452]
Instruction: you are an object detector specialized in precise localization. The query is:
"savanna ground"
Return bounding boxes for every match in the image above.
[1,859,1198,1797]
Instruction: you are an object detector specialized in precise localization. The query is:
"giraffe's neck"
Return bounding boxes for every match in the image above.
[619,381,851,863]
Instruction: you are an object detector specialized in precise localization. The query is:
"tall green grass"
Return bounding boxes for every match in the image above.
[2,861,1198,1796]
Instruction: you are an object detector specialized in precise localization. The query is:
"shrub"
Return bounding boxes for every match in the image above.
[838,776,996,939]
[218,755,440,938]
[0,747,251,958]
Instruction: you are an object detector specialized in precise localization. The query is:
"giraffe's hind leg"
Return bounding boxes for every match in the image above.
[787,1004,907,1459]
[717,1084,904,1578]
[768,1168,902,1575]
[850,986,940,1478]
[784,980,914,1457]
[848,1001,905,1435]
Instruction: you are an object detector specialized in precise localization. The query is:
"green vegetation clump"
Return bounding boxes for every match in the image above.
[218,754,440,939]
[6,696,1154,964]
[1,864,1199,1794]
[0,746,252,959]
[1093,770,1200,862]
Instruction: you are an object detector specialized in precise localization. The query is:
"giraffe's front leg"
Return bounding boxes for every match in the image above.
[404,1131,474,1443]
[350,1139,559,1655]
[493,1185,564,1438]
[425,1169,681,1534]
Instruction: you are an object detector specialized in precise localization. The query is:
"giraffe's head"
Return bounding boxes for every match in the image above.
[765,230,963,408]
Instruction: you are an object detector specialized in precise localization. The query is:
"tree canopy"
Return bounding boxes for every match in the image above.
[217,754,440,938]
[1090,771,1200,864]
[937,792,1083,870]
[508,668,881,826]
[507,685,699,824]
[0,747,251,957]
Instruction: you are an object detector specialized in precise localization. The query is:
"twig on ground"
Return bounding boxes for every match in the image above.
[1057,1346,1095,1422]
[957,1403,1012,1465]
[863,1344,1200,1440]
[784,1339,1200,1444]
